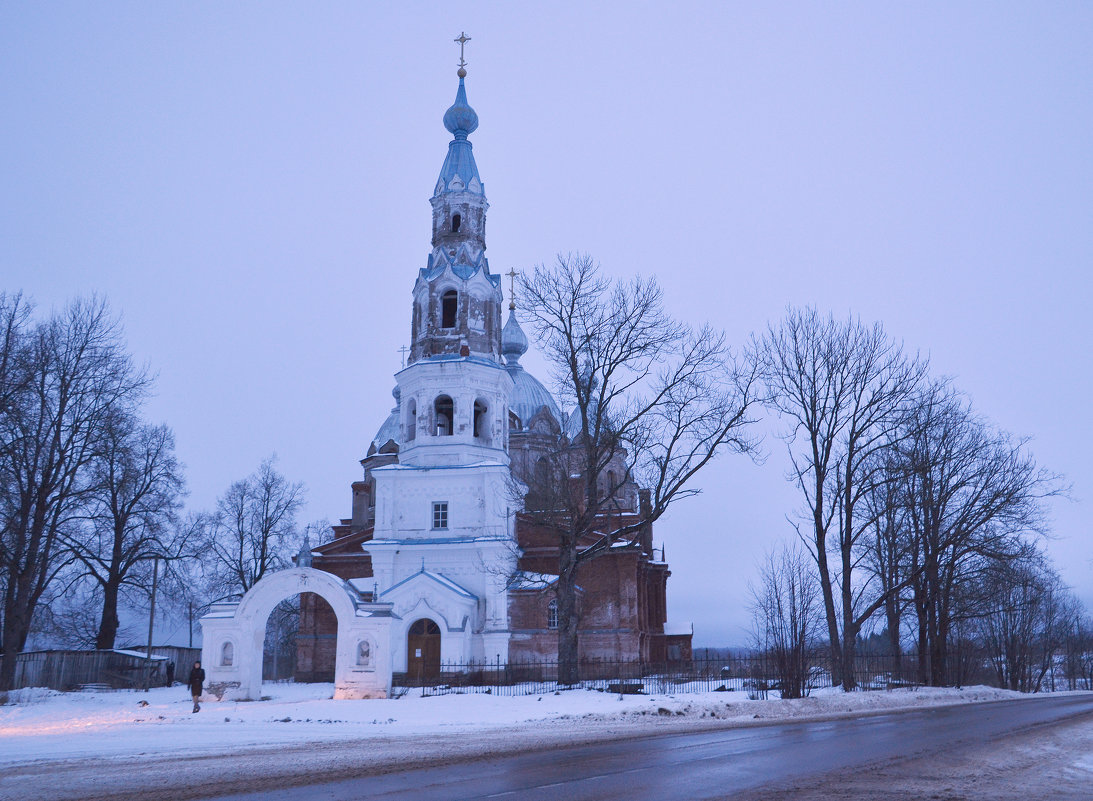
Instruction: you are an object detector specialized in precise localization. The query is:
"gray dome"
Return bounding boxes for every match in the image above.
[502,309,560,430]
[368,387,401,456]
[369,410,400,453]
[508,365,561,430]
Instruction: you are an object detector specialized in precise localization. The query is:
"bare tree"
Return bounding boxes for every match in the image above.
[200,456,305,597]
[758,307,927,689]
[64,416,187,648]
[0,297,149,690]
[518,254,760,683]
[896,382,1062,685]
[749,543,822,699]
[978,552,1067,692]
[861,447,913,671]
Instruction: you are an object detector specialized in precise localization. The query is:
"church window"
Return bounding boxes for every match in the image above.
[441,290,458,328]
[434,395,453,436]
[406,399,417,442]
[509,410,521,431]
[473,399,488,439]
[547,599,558,630]
[602,469,617,500]
[432,501,448,530]
[451,213,461,232]
[220,641,234,667]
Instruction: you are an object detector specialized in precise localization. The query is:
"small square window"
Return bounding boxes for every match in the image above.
[432,501,448,530]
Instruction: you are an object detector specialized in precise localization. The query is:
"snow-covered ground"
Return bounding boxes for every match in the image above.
[0,681,1027,766]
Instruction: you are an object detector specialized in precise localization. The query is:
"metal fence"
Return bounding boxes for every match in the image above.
[392,654,931,699]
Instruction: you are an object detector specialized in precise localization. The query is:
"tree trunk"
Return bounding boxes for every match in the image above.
[885,596,903,679]
[841,633,858,692]
[557,534,580,685]
[814,529,842,686]
[0,599,29,691]
[96,582,121,650]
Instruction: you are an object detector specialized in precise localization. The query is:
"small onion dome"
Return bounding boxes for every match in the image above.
[443,77,479,139]
[501,309,529,365]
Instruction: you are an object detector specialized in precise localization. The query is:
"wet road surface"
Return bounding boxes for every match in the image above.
[205,694,1093,801]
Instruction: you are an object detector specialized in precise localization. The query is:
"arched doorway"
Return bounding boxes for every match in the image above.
[407,618,441,680]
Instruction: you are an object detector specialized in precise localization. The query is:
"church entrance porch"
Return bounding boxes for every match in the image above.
[199,567,394,700]
[407,618,442,679]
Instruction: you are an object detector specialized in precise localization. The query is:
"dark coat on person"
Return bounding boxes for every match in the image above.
[188,666,205,696]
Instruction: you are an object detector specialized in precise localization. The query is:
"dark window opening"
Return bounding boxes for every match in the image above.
[441,290,458,329]
[434,395,453,436]
[473,399,488,439]
[406,399,417,442]
[451,213,461,232]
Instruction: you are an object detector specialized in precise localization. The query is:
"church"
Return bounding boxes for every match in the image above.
[296,53,692,681]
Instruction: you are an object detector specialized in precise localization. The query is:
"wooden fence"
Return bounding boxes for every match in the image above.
[11,647,201,691]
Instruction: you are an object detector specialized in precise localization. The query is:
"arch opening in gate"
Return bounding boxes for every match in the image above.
[199,567,392,700]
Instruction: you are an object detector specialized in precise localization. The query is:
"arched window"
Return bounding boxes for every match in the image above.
[509,410,521,431]
[406,398,417,442]
[534,457,550,488]
[451,213,461,232]
[220,641,234,667]
[441,290,458,329]
[547,599,558,630]
[603,469,617,499]
[473,399,488,440]
[434,395,454,436]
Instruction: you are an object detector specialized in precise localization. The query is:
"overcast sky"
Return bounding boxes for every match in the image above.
[3,3,1090,646]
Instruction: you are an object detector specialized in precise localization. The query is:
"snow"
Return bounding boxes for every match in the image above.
[0,681,1034,767]
[663,622,693,636]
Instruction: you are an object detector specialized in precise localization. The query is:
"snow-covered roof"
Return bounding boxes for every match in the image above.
[507,571,584,593]
[366,535,509,547]
[664,622,693,637]
[110,649,168,661]
[379,568,478,601]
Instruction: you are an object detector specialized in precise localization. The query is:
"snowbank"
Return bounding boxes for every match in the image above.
[0,680,1028,766]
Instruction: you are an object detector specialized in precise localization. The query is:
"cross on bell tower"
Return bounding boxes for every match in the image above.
[455,31,471,76]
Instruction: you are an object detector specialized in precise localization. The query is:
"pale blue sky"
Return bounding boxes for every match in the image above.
[2,3,1090,645]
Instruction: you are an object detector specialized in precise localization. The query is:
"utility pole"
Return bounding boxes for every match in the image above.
[144,556,159,691]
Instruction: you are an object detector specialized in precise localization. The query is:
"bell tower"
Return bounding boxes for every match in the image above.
[396,49,512,468]
[409,56,502,366]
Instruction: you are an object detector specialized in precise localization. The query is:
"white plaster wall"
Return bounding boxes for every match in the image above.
[372,463,512,542]
[199,568,394,701]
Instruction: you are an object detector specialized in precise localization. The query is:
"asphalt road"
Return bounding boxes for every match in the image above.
[204,694,1093,801]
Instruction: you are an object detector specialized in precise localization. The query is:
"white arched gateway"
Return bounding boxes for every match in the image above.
[199,567,394,700]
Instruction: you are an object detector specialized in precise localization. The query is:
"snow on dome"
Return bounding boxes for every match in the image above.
[501,308,561,430]
[367,386,401,456]
[501,308,529,362]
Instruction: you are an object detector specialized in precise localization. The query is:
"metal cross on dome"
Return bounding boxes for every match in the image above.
[506,268,519,310]
[455,32,471,69]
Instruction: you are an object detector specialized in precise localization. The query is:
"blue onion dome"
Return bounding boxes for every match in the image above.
[443,77,479,139]
[502,308,529,364]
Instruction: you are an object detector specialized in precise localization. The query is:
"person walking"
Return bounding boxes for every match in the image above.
[188,660,205,713]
